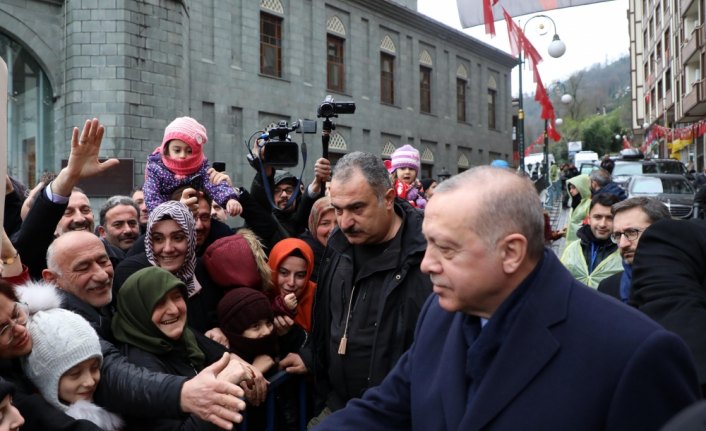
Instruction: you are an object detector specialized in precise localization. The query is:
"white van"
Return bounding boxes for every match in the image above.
[524,153,555,174]
[573,151,599,167]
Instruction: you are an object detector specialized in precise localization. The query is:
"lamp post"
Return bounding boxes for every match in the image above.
[517,15,566,173]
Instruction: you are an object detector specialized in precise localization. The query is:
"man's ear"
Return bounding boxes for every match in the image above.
[42,269,57,283]
[384,188,396,209]
[97,226,106,238]
[498,233,528,274]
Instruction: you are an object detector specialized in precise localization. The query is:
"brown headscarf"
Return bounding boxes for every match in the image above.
[307,196,335,245]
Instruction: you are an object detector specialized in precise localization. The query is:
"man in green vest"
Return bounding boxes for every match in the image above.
[561,193,623,288]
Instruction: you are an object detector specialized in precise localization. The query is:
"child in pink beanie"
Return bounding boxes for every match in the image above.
[143,116,242,215]
[390,144,426,209]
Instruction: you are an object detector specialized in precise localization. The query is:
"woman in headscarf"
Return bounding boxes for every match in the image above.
[114,201,222,336]
[111,266,232,431]
[268,238,316,354]
[299,196,336,282]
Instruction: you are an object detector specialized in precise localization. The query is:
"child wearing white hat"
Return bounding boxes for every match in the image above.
[21,308,123,431]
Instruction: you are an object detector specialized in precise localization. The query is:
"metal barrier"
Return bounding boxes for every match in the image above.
[240,370,308,431]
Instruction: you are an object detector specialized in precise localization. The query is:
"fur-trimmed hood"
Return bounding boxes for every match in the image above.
[66,400,123,431]
[14,280,63,314]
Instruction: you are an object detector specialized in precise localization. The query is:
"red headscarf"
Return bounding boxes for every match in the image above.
[268,238,316,332]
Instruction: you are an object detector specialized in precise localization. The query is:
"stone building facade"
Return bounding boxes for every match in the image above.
[1,0,515,194]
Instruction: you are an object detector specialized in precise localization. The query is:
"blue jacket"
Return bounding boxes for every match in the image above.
[596,181,627,201]
[315,251,699,430]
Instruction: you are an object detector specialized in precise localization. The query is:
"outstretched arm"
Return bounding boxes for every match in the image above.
[51,118,119,197]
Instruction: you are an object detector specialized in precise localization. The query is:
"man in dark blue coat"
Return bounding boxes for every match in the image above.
[314,166,699,431]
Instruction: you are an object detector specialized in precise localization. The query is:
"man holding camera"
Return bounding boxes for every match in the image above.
[242,137,330,252]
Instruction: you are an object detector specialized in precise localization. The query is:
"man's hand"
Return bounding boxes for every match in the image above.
[179,188,200,215]
[52,118,119,196]
[204,327,230,349]
[309,158,332,195]
[279,353,308,374]
[273,315,294,336]
[207,167,233,187]
[180,353,246,429]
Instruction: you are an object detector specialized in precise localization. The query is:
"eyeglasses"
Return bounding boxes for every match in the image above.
[274,186,295,196]
[0,303,28,345]
[610,228,645,244]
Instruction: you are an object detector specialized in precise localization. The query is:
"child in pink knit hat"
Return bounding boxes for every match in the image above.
[390,144,426,209]
[143,116,242,216]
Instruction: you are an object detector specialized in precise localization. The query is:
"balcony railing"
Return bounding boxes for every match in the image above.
[681,25,702,64]
[682,80,703,114]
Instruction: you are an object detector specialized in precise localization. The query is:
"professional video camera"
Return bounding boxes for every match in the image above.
[317,95,356,118]
[251,119,316,169]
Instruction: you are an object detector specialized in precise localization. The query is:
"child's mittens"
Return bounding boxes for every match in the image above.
[415,196,427,209]
[226,199,242,217]
[284,292,298,311]
[407,187,419,201]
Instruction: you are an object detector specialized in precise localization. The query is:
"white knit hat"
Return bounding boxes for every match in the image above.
[21,309,102,411]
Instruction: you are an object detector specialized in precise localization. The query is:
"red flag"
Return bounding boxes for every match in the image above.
[483,0,498,36]
[622,136,631,150]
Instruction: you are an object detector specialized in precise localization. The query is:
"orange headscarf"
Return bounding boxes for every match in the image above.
[268,238,316,332]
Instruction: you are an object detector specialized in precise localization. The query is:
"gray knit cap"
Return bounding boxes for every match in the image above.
[21,309,102,411]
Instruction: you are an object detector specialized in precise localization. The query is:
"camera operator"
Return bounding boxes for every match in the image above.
[243,138,331,252]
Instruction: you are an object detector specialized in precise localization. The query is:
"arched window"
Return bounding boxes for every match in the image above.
[0,32,54,188]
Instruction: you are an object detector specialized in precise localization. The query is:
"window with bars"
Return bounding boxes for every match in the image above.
[457,78,467,122]
[420,66,432,113]
[327,35,345,92]
[381,53,395,104]
[260,13,282,77]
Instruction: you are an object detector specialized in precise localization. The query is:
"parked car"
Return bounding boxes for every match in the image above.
[625,174,695,219]
[612,159,687,188]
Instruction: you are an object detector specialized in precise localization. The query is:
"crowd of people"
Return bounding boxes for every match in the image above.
[0,115,704,431]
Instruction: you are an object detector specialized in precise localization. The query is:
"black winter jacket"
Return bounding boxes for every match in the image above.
[304,199,432,411]
[117,331,226,431]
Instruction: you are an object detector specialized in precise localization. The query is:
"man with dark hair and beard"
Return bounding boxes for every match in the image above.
[279,152,432,425]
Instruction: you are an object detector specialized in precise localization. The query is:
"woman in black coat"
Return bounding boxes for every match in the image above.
[112,266,237,431]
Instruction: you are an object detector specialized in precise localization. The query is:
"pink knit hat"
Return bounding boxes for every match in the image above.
[161,116,208,155]
[391,145,421,172]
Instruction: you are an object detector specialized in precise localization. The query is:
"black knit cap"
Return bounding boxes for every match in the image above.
[218,287,274,336]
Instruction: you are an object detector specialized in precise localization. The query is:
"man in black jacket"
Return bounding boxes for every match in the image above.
[631,217,706,394]
[597,197,671,301]
[279,152,432,425]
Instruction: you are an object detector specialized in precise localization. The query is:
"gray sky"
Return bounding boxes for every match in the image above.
[417,0,630,96]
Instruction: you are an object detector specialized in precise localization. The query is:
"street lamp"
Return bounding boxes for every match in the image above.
[517,15,566,173]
